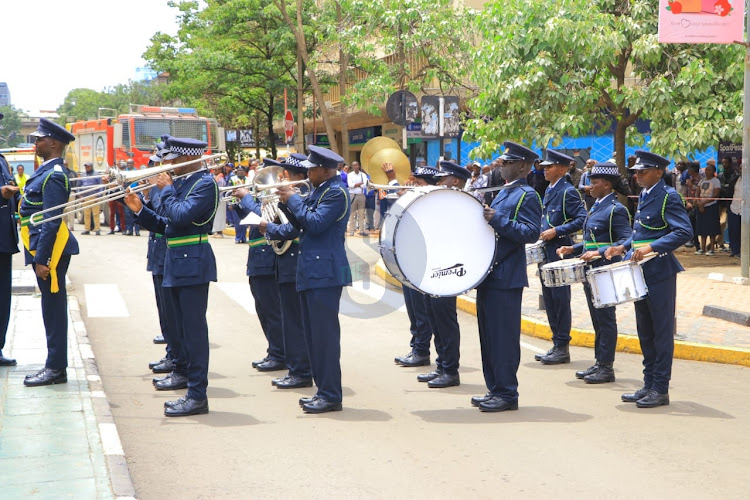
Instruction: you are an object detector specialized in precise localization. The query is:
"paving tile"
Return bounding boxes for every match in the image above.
[0,412,87,435]
[3,396,84,416]
[0,477,99,499]
[0,453,95,486]
[0,428,91,459]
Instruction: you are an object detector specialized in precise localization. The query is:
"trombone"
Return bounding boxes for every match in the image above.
[28,153,227,226]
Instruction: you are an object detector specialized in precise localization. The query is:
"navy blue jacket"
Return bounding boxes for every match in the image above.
[622,179,692,284]
[572,193,632,267]
[18,158,79,265]
[481,180,542,289]
[265,221,301,284]
[0,155,19,255]
[284,175,351,291]
[135,171,218,287]
[145,186,167,276]
[234,196,276,277]
[541,177,587,260]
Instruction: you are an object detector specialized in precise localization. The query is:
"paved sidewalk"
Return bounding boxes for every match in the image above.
[0,289,135,498]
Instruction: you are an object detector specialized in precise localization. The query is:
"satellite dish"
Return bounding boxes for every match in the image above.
[386,90,418,126]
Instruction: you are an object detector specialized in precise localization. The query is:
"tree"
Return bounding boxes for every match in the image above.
[0,106,23,147]
[465,0,743,167]
[57,82,170,123]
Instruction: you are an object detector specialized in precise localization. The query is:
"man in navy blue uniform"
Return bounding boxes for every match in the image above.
[558,162,632,384]
[19,118,80,386]
[233,160,285,373]
[276,145,351,414]
[254,153,313,389]
[535,149,587,365]
[125,137,219,416]
[473,141,542,412]
[415,161,470,389]
[1,117,20,366]
[605,150,692,408]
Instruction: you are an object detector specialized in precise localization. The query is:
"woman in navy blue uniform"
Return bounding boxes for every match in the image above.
[473,141,542,412]
[557,162,632,384]
[126,138,219,417]
[276,145,351,414]
[19,119,79,386]
[536,149,587,365]
[0,127,20,367]
[605,150,692,408]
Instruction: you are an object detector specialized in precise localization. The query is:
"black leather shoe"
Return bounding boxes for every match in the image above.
[148,357,168,369]
[427,373,460,388]
[276,375,313,389]
[153,335,167,344]
[479,396,519,412]
[151,359,174,374]
[164,395,188,408]
[575,363,599,379]
[153,374,171,385]
[255,359,286,372]
[621,386,650,403]
[584,363,615,384]
[302,398,342,414]
[155,373,188,391]
[636,390,669,408]
[397,352,431,367]
[251,356,269,368]
[299,395,319,406]
[0,352,17,366]
[24,368,67,387]
[535,347,555,361]
[540,345,570,365]
[417,370,443,383]
[272,375,288,386]
[471,393,493,407]
[164,397,208,417]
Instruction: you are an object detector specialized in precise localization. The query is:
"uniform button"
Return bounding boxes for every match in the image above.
[184,254,187,257]
[290,253,295,256]
[316,256,320,259]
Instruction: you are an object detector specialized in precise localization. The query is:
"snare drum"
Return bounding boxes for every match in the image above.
[540,258,587,288]
[380,186,497,296]
[586,260,648,309]
[525,240,546,265]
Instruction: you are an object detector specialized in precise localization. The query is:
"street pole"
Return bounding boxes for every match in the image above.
[742,1,750,277]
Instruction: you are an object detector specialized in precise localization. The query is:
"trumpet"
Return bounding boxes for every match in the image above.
[28,153,227,226]
[254,166,312,255]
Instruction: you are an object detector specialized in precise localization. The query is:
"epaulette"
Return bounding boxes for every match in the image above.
[54,165,64,173]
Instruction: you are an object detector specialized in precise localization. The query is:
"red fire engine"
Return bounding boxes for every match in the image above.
[67,105,225,170]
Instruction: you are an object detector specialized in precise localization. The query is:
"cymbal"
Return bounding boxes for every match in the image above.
[360,137,402,170]
[366,148,411,186]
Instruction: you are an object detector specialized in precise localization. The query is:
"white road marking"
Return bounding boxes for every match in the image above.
[347,281,407,312]
[84,284,129,318]
[99,422,124,455]
[520,341,545,353]
[214,282,256,315]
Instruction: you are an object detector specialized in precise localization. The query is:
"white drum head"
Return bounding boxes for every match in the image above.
[391,188,495,296]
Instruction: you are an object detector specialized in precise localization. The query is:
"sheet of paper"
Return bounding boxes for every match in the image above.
[240,212,264,226]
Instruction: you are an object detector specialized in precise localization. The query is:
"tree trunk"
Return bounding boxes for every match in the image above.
[267,93,277,159]
[614,119,627,175]
[337,1,350,162]
[296,53,305,153]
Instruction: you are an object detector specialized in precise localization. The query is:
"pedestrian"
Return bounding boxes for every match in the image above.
[694,163,721,255]
[13,164,29,194]
[62,160,77,231]
[108,161,126,234]
[123,159,140,236]
[20,119,80,386]
[79,162,103,235]
[347,161,368,236]
[364,171,376,231]
[684,162,702,249]
[468,161,487,202]
[211,162,228,238]
[0,126,20,366]
[605,150,692,408]
[578,159,596,209]
[229,166,250,243]
[727,167,742,259]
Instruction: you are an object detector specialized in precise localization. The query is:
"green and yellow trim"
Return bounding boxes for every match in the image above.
[166,234,209,248]
[248,237,269,248]
[633,239,657,249]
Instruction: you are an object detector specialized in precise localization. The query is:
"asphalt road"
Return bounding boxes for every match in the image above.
[65,230,750,499]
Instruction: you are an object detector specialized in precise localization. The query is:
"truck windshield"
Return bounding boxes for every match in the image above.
[133,118,209,149]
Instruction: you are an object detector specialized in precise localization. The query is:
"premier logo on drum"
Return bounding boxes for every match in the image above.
[431,264,468,279]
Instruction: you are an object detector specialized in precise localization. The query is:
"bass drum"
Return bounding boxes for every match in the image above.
[380,186,497,296]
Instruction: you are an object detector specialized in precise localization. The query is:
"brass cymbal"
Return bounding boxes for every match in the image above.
[360,136,402,170]
[367,148,411,186]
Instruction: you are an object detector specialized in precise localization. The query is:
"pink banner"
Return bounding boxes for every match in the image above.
[658,0,743,44]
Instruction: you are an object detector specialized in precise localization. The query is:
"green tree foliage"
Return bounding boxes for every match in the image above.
[466,0,743,164]
[57,82,169,123]
[0,106,25,147]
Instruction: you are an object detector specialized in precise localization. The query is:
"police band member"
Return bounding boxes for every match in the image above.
[257,154,312,389]
[416,161,469,389]
[1,117,20,367]
[557,162,632,384]
[535,149,587,365]
[276,145,351,414]
[125,138,219,417]
[473,141,542,412]
[605,150,692,408]
[20,119,80,386]
[394,166,439,368]
[234,160,285,373]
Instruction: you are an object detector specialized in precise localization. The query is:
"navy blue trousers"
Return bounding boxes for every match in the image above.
[168,283,210,401]
[582,281,617,363]
[34,255,71,369]
[249,275,284,362]
[424,295,460,375]
[0,253,11,351]
[153,274,186,372]
[634,276,676,394]
[477,286,523,402]
[402,285,431,356]
[728,210,741,256]
[279,282,310,378]
[539,268,572,346]
[300,286,343,403]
